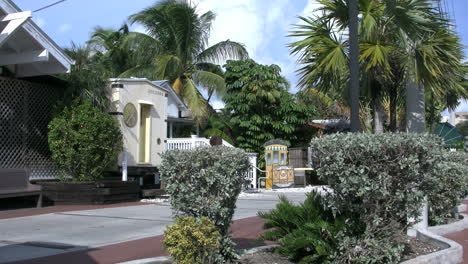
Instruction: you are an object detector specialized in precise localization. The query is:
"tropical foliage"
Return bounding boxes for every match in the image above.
[223,59,316,157]
[456,121,468,138]
[60,1,248,121]
[259,191,348,264]
[48,102,122,182]
[163,216,221,264]
[289,0,468,133]
[58,44,110,112]
[127,0,250,121]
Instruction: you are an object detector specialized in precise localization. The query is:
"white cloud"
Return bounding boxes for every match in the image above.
[132,24,148,34]
[58,23,72,33]
[194,0,292,61]
[195,0,262,59]
[302,0,322,17]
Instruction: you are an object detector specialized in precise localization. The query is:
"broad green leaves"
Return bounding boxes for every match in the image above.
[223,60,316,157]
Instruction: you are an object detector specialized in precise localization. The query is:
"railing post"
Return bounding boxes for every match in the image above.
[122,151,128,182]
[191,135,197,149]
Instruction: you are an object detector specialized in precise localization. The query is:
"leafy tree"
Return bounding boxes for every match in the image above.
[456,121,468,138]
[58,43,110,112]
[87,24,159,78]
[48,102,122,182]
[223,59,315,158]
[289,0,467,133]
[201,109,236,145]
[121,0,249,121]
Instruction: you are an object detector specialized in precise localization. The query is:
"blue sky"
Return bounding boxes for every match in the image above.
[13,0,468,112]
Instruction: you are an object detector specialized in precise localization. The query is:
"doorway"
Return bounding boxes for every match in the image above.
[139,104,151,163]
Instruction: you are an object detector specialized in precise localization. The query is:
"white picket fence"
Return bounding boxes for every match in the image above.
[166,137,235,150]
[166,137,258,188]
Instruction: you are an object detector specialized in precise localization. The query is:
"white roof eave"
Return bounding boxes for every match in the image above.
[0,0,74,73]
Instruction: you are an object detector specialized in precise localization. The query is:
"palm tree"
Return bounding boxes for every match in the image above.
[60,43,110,111]
[87,24,159,78]
[289,0,466,133]
[348,0,360,132]
[123,0,249,121]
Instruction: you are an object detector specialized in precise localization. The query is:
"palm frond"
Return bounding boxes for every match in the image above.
[192,70,226,98]
[181,79,208,122]
[197,40,249,64]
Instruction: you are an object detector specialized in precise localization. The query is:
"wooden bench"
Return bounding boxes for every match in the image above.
[0,169,42,207]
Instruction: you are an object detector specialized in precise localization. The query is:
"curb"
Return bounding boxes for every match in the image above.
[116,256,172,264]
[116,245,280,264]
[400,228,463,264]
[455,203,467,214]
[428,213,468,236]
[238,244,279,255]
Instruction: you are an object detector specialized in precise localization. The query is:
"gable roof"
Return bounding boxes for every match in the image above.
[153,80,188,112]
[110,78,169,93]
[0,0,73,77]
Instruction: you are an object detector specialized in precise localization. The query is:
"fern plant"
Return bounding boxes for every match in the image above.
[258,191,347,264]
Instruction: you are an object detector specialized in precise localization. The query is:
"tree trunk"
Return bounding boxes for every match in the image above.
[389,85,398,131]
[427,91,438,133]
[206,88,214,104]
[406,82,426,133]
[373,96,385,134]
[348,0,360,132]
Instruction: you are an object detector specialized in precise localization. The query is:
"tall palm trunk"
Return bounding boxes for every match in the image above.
[405,82,426,133]
[373,95,385,133]
[389,85,398,131]
[427,91,438,133]
[348,0,360,132]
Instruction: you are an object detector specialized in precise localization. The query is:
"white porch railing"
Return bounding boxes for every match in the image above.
[166,137,257,189]
[166,137,210,150]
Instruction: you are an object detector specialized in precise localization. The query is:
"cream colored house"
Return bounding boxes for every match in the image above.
[109,78,258,189]
[110,78,168,179]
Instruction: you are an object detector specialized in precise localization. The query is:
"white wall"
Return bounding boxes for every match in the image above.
[167,98,180,118]
[111,80,167,167]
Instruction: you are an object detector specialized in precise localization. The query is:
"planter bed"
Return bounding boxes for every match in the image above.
[39,181,140,205]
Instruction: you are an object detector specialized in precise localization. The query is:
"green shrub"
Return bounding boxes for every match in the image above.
[160,146,251,262]
[334,226,405,264]
[48,102,122,182]
[259,191,347,264]
[310,133,468,263]
[311,133,444,229]
[163,216,221,264]
[427,151,468,224]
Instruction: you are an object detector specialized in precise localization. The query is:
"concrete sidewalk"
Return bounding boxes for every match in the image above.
[0,191,307,263]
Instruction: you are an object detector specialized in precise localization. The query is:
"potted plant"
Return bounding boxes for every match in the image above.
[42,101,139,205]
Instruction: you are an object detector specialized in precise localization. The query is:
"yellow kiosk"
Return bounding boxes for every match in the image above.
[264,140,294,188]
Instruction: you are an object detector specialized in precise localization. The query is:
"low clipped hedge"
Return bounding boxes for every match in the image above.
[310,133,468,263]
[312,133,441,226]
[428,151,468,224]
[160,146,251,263]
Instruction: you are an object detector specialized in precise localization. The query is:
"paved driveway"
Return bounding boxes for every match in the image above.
[0,191,308,263]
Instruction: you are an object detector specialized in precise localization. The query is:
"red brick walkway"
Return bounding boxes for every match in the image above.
[2,201,467,264]
[7,216,268,264]
[443,200,468,264]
